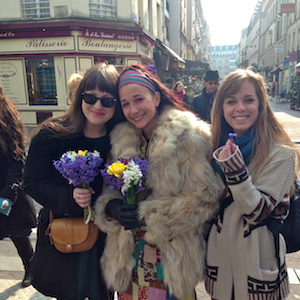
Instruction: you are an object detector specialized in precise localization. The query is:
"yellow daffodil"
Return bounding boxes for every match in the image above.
[107,161,127,178]
[77,150,88,157]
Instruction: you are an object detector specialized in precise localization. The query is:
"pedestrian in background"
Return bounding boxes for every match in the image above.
[23,63,124,300]
[0,86,36,288]
[191,70,219,123]
[145,64,158,79]
[172,81,189,104]
[205,68,300,299]
[67,72,83,103]
[272,82,276,97]
[95,64,221,300]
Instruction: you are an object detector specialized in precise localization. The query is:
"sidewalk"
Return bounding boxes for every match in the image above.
[0,228,55,299]
[1,226,300,299]
[0,226,211,299]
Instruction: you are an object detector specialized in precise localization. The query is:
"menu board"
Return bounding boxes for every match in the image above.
[0,59,28,105]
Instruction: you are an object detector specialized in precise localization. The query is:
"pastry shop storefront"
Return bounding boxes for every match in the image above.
[0,22,154,126]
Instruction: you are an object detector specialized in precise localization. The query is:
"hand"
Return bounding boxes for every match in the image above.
[73,187,94,208]
[106,199,145,230]
[218,138,237,160]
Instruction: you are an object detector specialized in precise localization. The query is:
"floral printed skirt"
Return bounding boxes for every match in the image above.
[117,230,196,300]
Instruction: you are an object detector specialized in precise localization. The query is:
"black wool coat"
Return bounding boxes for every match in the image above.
[191,87,216,123]
[0,153,36,239]
[23,130,111,300]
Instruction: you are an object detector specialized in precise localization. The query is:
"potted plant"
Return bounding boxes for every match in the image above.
[286,90,295,109]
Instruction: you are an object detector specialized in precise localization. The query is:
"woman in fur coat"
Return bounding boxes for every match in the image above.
[95,65,221,300]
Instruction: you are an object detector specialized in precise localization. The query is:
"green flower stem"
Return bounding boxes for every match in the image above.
[80,182,89,189]
[125,186,136,205]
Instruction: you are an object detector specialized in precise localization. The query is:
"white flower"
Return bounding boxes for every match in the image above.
[65,150,77,161]
[92,150,100,157]
[121,159,143,195]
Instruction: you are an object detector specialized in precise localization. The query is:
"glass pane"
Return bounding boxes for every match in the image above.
[23,0,50,18]
[89,0,116,19]
[25,58,57,106]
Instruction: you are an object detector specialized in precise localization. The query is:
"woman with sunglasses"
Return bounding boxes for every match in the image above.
[95,65,221,300]
[23,63,125,300]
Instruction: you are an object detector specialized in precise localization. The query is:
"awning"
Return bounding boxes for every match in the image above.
[295,62,300,67]
[270,67,281,73]
[185,60,209,71]
[160,43,185,64]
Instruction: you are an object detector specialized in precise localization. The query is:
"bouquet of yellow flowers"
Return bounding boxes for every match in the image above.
[101,157,148,204]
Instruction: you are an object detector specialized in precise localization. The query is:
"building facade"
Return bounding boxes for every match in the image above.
[0,0,213,126]
[0,0,160,125]
[210,45,239,79]
[244,0,300,98]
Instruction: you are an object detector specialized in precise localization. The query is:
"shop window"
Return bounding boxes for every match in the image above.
[95,56,124,68]
[89,0,116,19]
[25,57,57,106]
[22,0,50,19]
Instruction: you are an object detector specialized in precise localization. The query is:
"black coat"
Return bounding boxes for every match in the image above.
[191,87,216,123]
[0,153,36,239]
[23,130,112,300]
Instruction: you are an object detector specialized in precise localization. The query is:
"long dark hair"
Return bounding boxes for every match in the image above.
[0,86,26,159]
[118,65,188,114]
[33,63,125,137]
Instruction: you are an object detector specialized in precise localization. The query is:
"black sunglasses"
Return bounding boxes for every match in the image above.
[81,93,117,107]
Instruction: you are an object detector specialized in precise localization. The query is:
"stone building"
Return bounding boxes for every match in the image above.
[0,0,210,126]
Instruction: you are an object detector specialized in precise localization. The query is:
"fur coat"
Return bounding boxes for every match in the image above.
[95,106,221,298]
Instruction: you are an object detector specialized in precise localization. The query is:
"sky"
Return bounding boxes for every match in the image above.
[201,0,259,46]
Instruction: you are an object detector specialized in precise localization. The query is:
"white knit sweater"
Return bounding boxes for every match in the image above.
[205,144,295,300]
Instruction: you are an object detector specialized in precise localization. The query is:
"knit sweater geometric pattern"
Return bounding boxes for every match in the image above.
[206,144,294,300]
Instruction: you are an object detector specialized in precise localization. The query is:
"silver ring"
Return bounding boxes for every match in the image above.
[78,194,80,199]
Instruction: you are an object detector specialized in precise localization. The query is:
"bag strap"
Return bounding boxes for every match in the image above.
[49,210,54,222]
[45,210,54,245]
[267,219,281,297]
[219,185,229,206]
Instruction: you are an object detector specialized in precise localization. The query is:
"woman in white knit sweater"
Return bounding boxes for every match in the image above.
[205,68,300,300]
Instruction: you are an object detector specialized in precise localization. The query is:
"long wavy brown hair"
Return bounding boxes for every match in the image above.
[0,86,26,160]
[32,63,125,137]
[211,68,300,172]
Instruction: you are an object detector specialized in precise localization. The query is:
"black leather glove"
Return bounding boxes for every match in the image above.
[105,199,145,230]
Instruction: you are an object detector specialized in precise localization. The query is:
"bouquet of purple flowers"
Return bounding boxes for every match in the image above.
[53,150,103,223]
[101,157,148,205]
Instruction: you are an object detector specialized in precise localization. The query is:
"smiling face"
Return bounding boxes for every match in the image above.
[222,80,260,137]
[81,88,116,137]
[119,84,161,139]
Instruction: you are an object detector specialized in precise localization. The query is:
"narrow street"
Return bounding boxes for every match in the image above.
[270,98,300,143]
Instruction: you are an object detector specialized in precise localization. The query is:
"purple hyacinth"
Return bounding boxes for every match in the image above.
[53,151,103,187]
